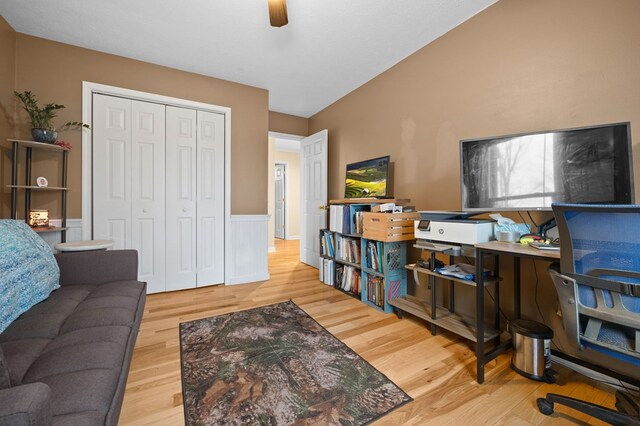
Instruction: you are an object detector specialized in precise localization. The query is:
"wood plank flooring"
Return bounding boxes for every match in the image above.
[119,239,616,425]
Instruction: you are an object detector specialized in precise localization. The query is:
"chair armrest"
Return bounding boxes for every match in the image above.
[0,382,52,426]
[55,250,139,286]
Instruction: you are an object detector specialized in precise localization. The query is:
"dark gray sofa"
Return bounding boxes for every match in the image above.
[0,250,146,426]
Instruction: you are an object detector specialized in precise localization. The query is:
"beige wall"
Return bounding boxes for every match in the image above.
[269,111,309,136]
[275,150,301,238]
[308,0,640,370]
[0,17,16,217]
[310,0,640,208]
[5,34,268,218]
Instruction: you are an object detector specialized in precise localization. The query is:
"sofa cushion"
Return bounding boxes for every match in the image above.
[39,369,118,418]
[0,346,10,389]
[24,341,126,384]
[59,281,143,335]
[0,220,60,334]
[41,326,131,355]
[1,339,50,386]
[0,313,70,342]
[0,382,52,425]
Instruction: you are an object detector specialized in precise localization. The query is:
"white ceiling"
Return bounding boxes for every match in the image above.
[0,0,497,118]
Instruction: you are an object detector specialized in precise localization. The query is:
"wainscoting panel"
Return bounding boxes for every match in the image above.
[40,219,83,251]
[227,215,270,285]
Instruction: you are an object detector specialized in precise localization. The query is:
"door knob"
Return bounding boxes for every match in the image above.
[142,209,148,213]
[182,207,188,212]
[319,205,329,211]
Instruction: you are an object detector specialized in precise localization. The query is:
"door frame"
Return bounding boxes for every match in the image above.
[274,161,289,240]
[81,81,231,282]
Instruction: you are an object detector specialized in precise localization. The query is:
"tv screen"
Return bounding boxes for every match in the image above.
[460,122,634,211]
[345,155,390,198]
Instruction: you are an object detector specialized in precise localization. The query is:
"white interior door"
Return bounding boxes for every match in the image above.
[300,129,328,268]
[93,94,132,250]
[196,110,225,287]
[166,106,197,291]
[131,100,166,293]
[275,163,285,239]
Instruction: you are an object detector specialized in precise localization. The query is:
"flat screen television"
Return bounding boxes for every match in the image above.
[345,155,390,198]
[460,122,634,211]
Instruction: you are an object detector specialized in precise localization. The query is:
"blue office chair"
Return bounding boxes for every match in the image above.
[537,203,640,424]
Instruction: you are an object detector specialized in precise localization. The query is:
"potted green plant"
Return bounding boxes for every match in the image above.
[14,91,89,143]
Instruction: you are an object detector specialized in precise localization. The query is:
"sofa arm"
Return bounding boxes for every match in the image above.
[0,382,52,426]
[55,250,139,286]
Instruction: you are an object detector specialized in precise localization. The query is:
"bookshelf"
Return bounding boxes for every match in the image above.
[361,238,407,313]
[8,139,69,242]
[388,245,501,342]
[319,200,413,313]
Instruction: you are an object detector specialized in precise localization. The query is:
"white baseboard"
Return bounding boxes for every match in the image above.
[227,272,270,285]
[268,246,276,252]
[286,235,300,240]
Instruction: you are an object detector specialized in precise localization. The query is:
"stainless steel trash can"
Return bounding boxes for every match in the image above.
[510,319,555,383]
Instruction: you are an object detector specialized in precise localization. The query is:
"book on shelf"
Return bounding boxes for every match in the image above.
[365,240,384,273]
[330,203,371,235]
[321,258,334,286]
[365,274,385,307]
[335,234,361,264]
[335,264,361,295]
[349,204,370,234]
[329,205,350,234]
[321,230,335,257]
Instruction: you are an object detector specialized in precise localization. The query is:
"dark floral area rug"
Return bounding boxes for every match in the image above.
[179,300,412,425]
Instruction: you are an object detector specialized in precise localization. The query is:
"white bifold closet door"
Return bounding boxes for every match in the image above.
[93,94,166,293]
[165,106,197,291]
[195,110,225,286]
[163,107,225,290]
[93,95,225,293]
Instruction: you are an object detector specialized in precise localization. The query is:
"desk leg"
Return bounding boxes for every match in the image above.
[476,249,485,384]
[449,255,455,313]
[430,251,437,335]
[514,257,521,319]
[494,256,500,346]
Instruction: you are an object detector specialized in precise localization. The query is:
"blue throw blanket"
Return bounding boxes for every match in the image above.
[0,220,60,333]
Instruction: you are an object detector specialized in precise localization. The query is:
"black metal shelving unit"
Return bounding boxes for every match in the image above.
[9,139,69,243]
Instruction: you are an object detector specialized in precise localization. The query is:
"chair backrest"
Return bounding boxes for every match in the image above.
[551,203,640,359]
[554,203,640,278]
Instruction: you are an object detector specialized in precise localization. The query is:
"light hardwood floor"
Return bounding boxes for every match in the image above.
[119,239,616,425]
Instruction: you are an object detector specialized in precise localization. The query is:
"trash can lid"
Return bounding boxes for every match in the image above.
[509,319,553,339]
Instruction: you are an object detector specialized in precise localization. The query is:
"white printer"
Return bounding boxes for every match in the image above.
[414,211,494,247]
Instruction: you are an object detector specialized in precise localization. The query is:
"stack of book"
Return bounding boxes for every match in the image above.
[364,240,384,272]
[320,231,335,257]
[330,204,371,235]
[335,264,361,295]
[365,275,385,307]
[319,258,334,285]
[335,235,361,264]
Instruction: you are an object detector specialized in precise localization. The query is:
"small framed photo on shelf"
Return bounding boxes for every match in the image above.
[36,176,48,187]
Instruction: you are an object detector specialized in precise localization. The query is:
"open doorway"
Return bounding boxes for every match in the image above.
[274,162,286,239]
[268,132,303,252]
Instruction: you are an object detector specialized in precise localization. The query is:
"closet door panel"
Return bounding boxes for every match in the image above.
[166,106,197,291]
[93,94,132,250]
[196,111,225,286]
[131,100,166,293]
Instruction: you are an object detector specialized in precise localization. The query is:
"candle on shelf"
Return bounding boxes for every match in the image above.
[28,209,49,227]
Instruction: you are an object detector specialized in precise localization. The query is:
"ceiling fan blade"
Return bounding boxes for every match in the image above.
[268,0,288,27]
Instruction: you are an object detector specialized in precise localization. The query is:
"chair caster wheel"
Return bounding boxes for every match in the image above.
[537,398,554,416]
